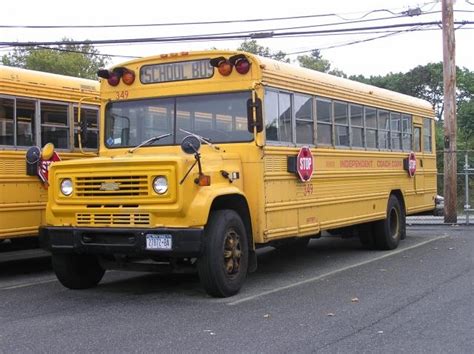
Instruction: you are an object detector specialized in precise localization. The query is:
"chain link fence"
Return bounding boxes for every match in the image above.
[407,150,474,225]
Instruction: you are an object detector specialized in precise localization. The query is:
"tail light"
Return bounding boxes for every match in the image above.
[229,54,251,75]
[107,72,120,86]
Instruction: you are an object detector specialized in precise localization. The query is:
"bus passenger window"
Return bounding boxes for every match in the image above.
[294,94,313,145]
[350,105,363,148]
[278,93,292,142]
[316,99,332,146]
[264,90,292,143]
[365,107,377,149]
[334,101,349,147]
[41,102,69,149]
[0,98,14,145]
[264,90,278,141]
[378,110,390,150]
[414,127,421,152]
[423,118,432,152]
[16,99,36,147]
[390,112,401,150]
[402,114,412,151]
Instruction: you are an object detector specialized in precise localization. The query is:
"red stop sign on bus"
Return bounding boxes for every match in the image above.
[408,151,417,177]
[297,147,314,182]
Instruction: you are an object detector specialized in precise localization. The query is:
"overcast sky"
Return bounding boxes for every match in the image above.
[1,0,473,76]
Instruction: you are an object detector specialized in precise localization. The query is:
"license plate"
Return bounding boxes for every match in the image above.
[146,234,172,250]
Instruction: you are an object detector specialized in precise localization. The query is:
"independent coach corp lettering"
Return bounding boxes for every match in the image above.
[140,60,214,84]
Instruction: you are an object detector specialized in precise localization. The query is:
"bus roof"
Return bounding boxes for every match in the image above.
[0,65,99,94]
[110,50,434,117]
[255,54,434,115]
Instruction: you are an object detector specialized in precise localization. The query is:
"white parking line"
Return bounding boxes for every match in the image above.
[1,278,58,290]
[227,235,448,306]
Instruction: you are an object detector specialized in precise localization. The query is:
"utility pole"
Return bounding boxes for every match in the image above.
[442,0,457,223]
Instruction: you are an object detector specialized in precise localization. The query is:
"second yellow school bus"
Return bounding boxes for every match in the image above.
[0,66,99,243]
[39,51,436,297]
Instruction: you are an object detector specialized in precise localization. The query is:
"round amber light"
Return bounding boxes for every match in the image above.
[122,70,135,85]
[218,60,233,76]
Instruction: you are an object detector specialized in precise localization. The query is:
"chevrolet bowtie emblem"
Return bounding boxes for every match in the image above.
[99,182,120,191]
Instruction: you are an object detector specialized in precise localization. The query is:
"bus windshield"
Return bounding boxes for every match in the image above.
[105,91,253,148]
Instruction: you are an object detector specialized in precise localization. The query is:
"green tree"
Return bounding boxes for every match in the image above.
[350,63,474,153]
[458,100,474,149]
[297,50,346,77]
[237,40,289,62]
[2,39,109,79]
[349,63,474,122]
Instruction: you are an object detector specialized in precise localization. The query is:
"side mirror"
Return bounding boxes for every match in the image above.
[25,146,41,176]
[181,135,201,154]
[247,97,263,133]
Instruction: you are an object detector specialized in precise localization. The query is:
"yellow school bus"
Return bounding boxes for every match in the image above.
[0,66,99,243]
[39,51,436,297]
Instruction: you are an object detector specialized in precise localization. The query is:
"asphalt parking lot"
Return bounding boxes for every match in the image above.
[0,225,472,353]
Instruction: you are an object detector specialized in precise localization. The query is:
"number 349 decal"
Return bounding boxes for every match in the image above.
[115,90,129,100]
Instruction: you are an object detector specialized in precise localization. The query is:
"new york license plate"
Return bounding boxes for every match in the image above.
[146,234,172,250]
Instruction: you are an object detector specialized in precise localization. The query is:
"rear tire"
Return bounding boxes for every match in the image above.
[52,254,105,289]
[197,210,249,298]
[374,195,403,250]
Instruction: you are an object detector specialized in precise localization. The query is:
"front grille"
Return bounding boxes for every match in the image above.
[75,175,148,197]
[77,213,150,226]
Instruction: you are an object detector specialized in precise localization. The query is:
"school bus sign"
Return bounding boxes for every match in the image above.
[297,147,313,182]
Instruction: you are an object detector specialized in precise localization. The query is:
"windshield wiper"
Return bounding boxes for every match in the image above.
[179,129,220,151]
[128,133,172,153]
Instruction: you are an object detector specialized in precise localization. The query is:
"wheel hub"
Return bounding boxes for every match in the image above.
[223,229,241,275]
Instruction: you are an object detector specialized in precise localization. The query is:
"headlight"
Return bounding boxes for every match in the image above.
[153,176,168,195]
[60,178,73,196]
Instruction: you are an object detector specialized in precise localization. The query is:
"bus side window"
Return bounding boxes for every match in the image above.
[41,102,69,149]
[414,126,421,152]
[423,118,432,152]
[334,101,349,147]
[16,99,36,147]
[265,90,293,143]
[316,98,332,146]
[0,97,14,145]
[401,114,412,151]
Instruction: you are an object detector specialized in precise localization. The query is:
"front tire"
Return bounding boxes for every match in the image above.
[374,195,403,250]
[52,254,105,289]
[198,210,249,298]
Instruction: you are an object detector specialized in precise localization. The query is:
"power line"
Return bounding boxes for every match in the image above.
[0,11,435,47]
[0,6,431,29]
[3,21,473,47]
[4,25,473,59]
[35,45,139,59]
[288,25,426,55]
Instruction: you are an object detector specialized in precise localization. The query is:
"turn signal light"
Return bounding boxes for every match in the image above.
[196,174,211,186]
[210,56,232,76]
[217,60,233,76]
[122,69,135,85]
